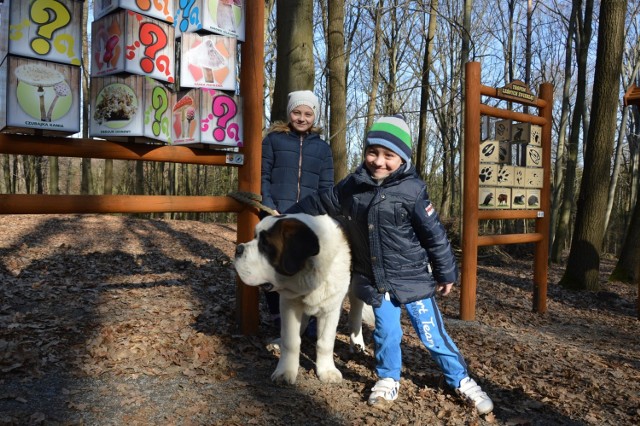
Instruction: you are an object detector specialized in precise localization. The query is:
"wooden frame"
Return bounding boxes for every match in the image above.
[461,61,553,320]
[0,4,265,335]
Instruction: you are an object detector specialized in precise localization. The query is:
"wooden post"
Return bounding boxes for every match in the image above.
[235,1,264,334]
[533,82,553,313]
[460,62,481,321]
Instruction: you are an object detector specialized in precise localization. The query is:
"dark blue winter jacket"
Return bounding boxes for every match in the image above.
[261,129,334,213]
[288,163,458,307]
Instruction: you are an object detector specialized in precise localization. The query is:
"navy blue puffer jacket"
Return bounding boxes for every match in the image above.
[261,129,334,213]
[288,163,458,307]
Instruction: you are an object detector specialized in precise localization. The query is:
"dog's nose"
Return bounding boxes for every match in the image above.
[235,244,244,257]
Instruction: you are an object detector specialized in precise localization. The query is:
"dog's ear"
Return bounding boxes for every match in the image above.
[271,218,320,276]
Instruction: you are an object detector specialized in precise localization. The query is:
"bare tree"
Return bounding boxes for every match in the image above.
[560,0,628,291]
[416,0,438,182]
[551,0,594,262]
[362,0,385,147]
[549,0,578,256]
[80,0,93,195]
[328,0,348,181]
[271,0,315,122]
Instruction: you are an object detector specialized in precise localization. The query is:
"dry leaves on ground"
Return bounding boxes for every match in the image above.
[0,214,638,425]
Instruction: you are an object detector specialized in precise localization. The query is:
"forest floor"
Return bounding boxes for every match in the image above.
[0,214,638,426]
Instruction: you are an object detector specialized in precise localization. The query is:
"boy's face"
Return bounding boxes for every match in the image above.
[289,105,315,133]
[364,145,403,179]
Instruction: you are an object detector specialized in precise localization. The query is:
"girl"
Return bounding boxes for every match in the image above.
[261,90,334,333]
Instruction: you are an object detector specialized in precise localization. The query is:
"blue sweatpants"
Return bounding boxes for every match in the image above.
[372,294,468,389]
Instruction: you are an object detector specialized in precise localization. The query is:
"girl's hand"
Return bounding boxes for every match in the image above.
[437,283,453,296]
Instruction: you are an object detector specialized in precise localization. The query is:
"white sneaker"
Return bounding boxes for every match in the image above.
[367,378,400,406]
[456,377,494,414]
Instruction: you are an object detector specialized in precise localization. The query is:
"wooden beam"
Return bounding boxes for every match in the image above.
[0,134,234,166]
[0,195,243,214]
[235,1,264,335]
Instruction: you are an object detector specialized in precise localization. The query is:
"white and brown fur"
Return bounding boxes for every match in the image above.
[234,213,370,384]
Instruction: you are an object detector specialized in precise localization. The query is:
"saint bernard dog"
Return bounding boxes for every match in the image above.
[234,213,370,384]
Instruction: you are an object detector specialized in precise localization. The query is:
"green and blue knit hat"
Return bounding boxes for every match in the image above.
[366,114,412,163]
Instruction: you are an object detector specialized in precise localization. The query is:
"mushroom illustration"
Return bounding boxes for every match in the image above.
[173,95,194,138]
[186,107,196,138]
[46,81,70,121]
[14,63,65,122]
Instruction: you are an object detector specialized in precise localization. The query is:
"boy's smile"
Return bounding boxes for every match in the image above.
[289,105,315,133]
[365,145,403,179]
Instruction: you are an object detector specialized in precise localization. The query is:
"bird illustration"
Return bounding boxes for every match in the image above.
[512,126,524,141]
[481,193,494,206]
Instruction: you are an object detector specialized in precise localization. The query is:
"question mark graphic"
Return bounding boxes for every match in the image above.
[54,34,80,65]
[211,95,237,143]
[178,0,198,32]
[30,0,72,56]
[136,0,152,12]
[151,86,169,137]
[139,22,168,74]
[136,0,173,22]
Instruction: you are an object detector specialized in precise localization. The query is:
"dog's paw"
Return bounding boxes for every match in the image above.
[349,333,368,355]
[271,368,298,384]
[317,367,342,383]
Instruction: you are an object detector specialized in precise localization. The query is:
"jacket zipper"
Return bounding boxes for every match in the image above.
[296,134,303,201]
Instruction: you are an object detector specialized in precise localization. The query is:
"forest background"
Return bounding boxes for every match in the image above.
[1,0,639,293]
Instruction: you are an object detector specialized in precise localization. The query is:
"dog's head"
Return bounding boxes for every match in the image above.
[234,215,320,290]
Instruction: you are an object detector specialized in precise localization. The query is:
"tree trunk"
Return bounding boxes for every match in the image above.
[135,161,144,195]
[36,157,44,194]
[328,0,347,181]
[560,0,628,291]
[550,1,578,259]
[271,0,315,122]
[2,154,11,193]
[80,0,91,196]
[382,1,399,114]
[104,159,113,195]
[362,0,384,152]
[49,157,59,194]
[552,0,594,262]
[417,0,438,181]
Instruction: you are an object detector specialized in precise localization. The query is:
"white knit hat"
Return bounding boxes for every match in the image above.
[287,90,320,124]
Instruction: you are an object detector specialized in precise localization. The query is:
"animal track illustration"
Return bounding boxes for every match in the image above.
[514,169,525,186]
[499,144,509,162]
[497,167,511,183]
[481,143,496,159]
[479,166,493,183]
[528,149,541,166]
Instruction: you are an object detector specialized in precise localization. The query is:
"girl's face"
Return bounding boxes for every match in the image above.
[364,145,403,179]
[289,105,315,133]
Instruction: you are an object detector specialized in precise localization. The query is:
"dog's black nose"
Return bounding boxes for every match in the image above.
[235,244,244,257]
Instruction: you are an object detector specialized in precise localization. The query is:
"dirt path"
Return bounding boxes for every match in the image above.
[1,215,638,425]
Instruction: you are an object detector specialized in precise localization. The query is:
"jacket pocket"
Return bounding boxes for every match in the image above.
[394,202,408,225]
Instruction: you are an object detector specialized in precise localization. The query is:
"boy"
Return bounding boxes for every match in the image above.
[287,114,493,414]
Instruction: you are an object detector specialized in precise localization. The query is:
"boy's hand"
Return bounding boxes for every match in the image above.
[437,283,453,296]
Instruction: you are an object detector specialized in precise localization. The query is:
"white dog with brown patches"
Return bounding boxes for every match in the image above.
[234,213,369,384]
